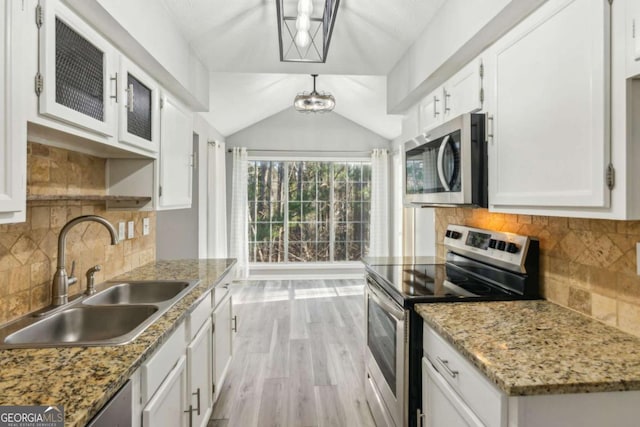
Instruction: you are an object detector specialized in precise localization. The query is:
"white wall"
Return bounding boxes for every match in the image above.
[226,107,390,152]
[387,0,546,113]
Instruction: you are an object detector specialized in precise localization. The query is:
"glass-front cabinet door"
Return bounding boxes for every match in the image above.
[118,56,160,153]
[37,0,116,136]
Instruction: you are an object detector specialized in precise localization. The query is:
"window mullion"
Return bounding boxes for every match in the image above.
[329,162,335,262]
[283,162,289,262]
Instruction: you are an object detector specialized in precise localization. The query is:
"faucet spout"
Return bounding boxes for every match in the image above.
[52,215,120,306]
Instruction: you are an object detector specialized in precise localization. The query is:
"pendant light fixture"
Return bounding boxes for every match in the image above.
[276,0,340,63]
[294,74,335,113]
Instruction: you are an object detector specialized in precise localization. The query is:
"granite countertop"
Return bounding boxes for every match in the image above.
[416,300,640,396]
[0,258,236,427]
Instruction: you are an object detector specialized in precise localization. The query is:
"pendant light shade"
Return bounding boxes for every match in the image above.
[276,0,340,63]
[294,74,336,113]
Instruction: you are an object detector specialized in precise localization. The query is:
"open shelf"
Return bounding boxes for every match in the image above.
[27,194,152,209]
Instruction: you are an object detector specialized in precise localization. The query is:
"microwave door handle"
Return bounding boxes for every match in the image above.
[436,135,451,191]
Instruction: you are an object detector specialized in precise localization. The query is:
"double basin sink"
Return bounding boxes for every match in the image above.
[0,280,199,349]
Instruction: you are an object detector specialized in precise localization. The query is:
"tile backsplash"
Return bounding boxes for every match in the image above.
[435,208,640,337]
[0,143,156,325]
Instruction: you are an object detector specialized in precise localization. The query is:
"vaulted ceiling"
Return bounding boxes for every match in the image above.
[160,0,445,138]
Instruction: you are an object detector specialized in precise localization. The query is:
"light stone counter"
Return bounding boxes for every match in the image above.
[0,259,235,427]
[416,300,640,396]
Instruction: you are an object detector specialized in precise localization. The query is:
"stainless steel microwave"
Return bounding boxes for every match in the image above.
[404,113,487,207]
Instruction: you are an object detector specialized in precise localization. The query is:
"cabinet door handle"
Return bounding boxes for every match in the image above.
[184,404,193,427]
[126,83,134,112]
[433,96,440,118]
[193,388,201,416]
[416,408,426,427]
[436,357,458,378]
[110,73,118,102]
[232,315,238,333]
[487,115,495,142]
[443,89,451,113]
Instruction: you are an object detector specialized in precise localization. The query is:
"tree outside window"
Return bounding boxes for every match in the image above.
[248,160,371,263]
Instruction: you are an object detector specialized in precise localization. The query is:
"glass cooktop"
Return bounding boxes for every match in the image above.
[366,263,519,308]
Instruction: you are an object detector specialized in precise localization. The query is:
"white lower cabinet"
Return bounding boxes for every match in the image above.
[130,286,236,426]
[422,322,640,427]
[187,320,213,427]
[143,355,189,427]
[212,292,233,400]
[422,358,484,427]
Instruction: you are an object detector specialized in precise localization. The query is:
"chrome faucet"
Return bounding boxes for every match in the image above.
[52,215,119,306]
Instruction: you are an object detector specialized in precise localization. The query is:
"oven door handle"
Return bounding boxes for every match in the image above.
[366,280,405,321]
[436,134,451,191]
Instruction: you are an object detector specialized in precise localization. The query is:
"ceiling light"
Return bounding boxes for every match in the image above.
[294,74,335,113]
[297,0,313,16]
[296,14,311,32]
[276,0,340,63]
[294,31,311,48]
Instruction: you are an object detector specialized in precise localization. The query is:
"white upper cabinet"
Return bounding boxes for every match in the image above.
[118,56,160,153]
[0,1,26,224]
[443,59,484,120]
[157,94,193,210]
[627,0,640,77]
[488,0,611,209]
[419,58,484,133]
[37,0,117,137]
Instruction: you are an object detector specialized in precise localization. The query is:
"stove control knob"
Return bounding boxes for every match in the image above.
[450,231,462,239]
[506,242,519,253]
[496,240,506,251]
[445,230,452,238]
[488,239,497,249]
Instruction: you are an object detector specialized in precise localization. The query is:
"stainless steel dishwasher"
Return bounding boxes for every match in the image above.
[86,380,132,427]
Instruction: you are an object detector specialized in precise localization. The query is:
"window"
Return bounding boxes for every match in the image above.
[248,160,371,263]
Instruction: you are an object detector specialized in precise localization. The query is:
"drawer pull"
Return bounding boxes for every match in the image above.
[436,356,458,378]
[232,315,238,333]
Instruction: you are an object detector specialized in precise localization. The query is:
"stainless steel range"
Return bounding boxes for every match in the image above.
[363,224,540,427]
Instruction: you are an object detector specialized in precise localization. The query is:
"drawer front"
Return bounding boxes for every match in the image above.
[141,321,187,404]
[213,282,230,309]
[188,291,212,340]
[423,323,506,427]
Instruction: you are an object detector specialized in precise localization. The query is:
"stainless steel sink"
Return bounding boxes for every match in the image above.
[84,281,191,305]
[0,279,199,349]
[4,306,158,346]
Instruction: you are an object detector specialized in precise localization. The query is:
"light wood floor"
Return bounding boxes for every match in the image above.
[208,279,376,427]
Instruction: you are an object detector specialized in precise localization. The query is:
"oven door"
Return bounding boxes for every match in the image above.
[365,278,407,427]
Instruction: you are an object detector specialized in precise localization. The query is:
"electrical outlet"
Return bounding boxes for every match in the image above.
[143,218,150,236]
[118,222,125,241]
[127,221,134,239]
